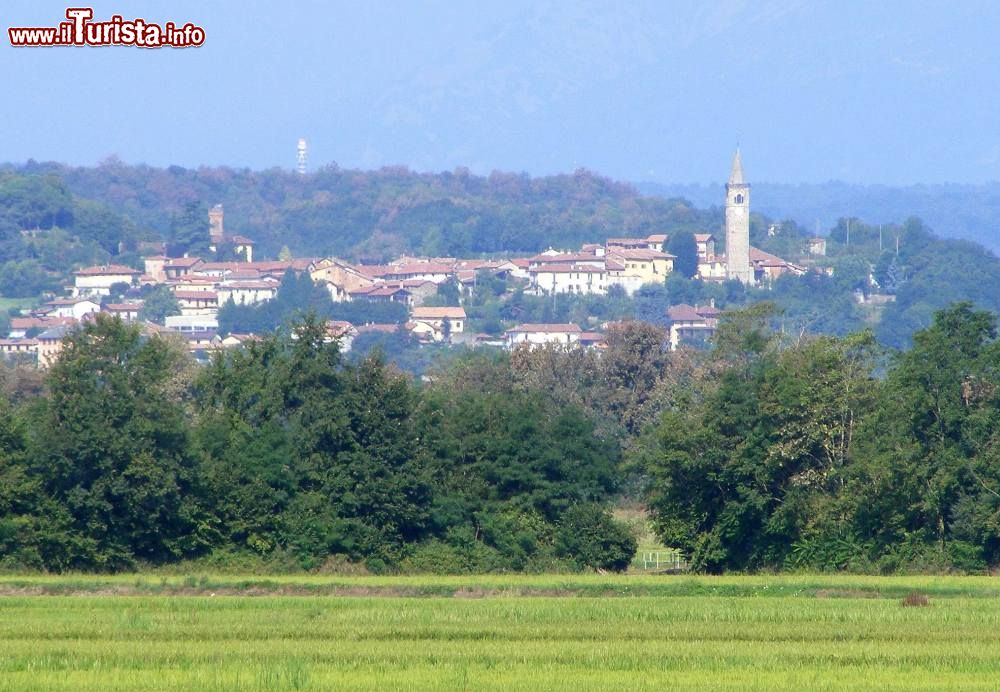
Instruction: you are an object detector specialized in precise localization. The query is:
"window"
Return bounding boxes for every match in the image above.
[735,194,744,204]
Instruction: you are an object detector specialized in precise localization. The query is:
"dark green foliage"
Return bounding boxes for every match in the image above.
[667,230,699,278]
[27,315,212,569]
[138,285,181,324]
[555,504,637,571]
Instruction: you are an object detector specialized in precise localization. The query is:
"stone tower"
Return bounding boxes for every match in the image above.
[725,149,753,284]
[208,204,224,246]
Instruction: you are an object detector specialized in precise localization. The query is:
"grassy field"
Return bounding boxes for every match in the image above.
[2,575,1000,690]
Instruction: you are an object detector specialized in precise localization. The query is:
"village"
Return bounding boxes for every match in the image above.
[0,153,814,366]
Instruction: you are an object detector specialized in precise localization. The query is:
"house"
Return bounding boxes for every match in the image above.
[165,314,218,333]
[216,279,279,306]
[529,263,608,295]
[410,306,466,342]
[605,248,675,286]
[143,255,169,282]
[172,290,219,316]
[102,303,143,322]
[665,303,720,350]
[348,285,413,306]
[807,237,828,256]
[325,320,358,352]
[505,323,582,350]
[527,251,604,270]
[42,297,101,320]
[383,262,454,284]
[578,331,606,349]
[750,247,806,282]
[694,234,717,261]
[0,338,38,361]
[8,316,76,339]
[309,258,379,301]
[37,325,74,367]
[72,264,142,297]
[162,257,203,280]
[220,333,263,348]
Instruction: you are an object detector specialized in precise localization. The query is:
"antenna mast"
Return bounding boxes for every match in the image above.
[296,138,308,175]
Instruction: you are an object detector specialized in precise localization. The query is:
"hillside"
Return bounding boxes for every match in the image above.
[638,180,1000,254]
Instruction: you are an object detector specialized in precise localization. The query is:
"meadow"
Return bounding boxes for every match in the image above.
[2,574,1000,690]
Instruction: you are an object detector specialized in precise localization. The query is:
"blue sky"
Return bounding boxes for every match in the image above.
[2,1,998,184]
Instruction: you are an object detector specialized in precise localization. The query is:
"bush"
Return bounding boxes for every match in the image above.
[555,504,637,572]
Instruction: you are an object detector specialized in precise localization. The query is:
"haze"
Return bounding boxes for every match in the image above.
[2,0,997,184]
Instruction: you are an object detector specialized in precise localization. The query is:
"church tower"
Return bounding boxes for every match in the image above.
[725,149,753,284]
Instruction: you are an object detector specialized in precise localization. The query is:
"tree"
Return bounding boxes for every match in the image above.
[139,285,181,324]
[667,230,699,278]
[28,315,212,568]
[167,200,209,257]
[555,504,637,571]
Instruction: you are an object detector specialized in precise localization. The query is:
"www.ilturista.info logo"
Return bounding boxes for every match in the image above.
[8,8,205,48]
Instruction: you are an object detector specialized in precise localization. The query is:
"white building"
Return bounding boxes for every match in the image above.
[505,323,582,349]
[72,264,142,297]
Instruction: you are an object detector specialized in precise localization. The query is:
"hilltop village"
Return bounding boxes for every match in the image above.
[0,152,812,366]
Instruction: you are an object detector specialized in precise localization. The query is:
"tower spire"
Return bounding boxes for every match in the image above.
[729,147,744,185]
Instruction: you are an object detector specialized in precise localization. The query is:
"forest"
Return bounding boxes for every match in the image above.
[2,302,999,574]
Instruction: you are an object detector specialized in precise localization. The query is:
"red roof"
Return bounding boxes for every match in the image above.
[74,264,142,276]
[174,290,218,301]
[163,257,203,269]
[531,263,606,274]
[10,316,76,330]
[355,323,400,334]
[666,304,713,322]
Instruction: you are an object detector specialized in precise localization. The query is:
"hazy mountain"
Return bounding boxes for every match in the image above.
[638,181,1000,253]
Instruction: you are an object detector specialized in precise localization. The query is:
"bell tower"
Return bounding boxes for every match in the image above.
[724,149,753,284]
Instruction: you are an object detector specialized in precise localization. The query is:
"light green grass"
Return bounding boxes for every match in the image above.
[0,297,36,313]
[1,575,998,690]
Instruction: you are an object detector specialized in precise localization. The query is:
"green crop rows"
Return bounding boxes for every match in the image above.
[1,575,999,690]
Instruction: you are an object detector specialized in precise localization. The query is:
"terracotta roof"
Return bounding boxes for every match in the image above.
[646,234,668,243]
[506,323,582,334]
[606,237,650,246]
[227,234,256,244]
[221,280,278,290]
[355,323,401,334]
[0,338,38,347]
[694,233,715,242]
[386,262,454,275]
[351,285,410,297]
[104,303,143,312]
[10,316,76,330]
[531,263,606,274]
[163,257,203,269]
[666,304,708,322]
[607,248,676,260]
[412,307,466,319]
[74,264,142,276]
[174,290,218,301]
[528,252,601,264]
[579,332,605,342]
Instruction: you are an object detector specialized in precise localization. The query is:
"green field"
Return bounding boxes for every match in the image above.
[2,575,1000,690]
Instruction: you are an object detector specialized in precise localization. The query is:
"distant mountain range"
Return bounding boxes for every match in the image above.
[637,181,1000,253]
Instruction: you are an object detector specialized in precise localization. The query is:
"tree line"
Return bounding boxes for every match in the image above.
[0,314,635,573]
[2,302,999,574]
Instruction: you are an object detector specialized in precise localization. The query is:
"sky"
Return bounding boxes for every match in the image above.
[2,0,999,185]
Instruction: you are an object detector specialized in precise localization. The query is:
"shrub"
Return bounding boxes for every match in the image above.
[555,504,637,572]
